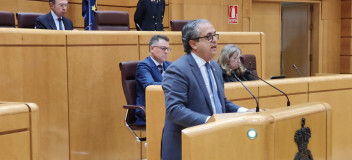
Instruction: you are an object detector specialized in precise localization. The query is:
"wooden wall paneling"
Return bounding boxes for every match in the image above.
[168,2,184,24]
[258,77,309,108]
[310,91,351,159]
[251,2,281,79]
[341,38,352,55]
[66,3,85,29]
[225,81,259,100]
[258,78,309,97]
[273,110,328,159]
[0,132,31,160]
[341,19,351,38]
[322,0,341,73]
[340,55,352,73]
[18,0,48,13]
[218,0,243,31]
[0,0,18,12]
[341,0,352,19]
[225,81,259,109]
[0,29,69,160]
[259,94,308,109]
[24,46,70,160]
[308,75,352,159]
[66,32,142,160]
[311,3,322,75]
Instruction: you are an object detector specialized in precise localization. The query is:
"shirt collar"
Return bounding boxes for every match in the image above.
[191,52,208,68]
[50,10,60,20]
[150,56,162,66]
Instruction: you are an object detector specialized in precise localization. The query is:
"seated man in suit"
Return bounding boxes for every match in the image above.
[135,35,172,125]
[35,0,74,30]
[161,19,257,160]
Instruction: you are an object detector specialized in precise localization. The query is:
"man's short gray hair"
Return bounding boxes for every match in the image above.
[181,19,210,53]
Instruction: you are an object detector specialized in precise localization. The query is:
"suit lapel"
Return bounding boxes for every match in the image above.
[47,13,57,30]
[147,57,163,81]
[186,54,214,114]
[62,17,71,30]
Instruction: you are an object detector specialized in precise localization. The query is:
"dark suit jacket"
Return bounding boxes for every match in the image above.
[135,56,171,125]
[34,12,74,30]
[222,68,255,82]
[134,0,165,31]
[161,54,241,160]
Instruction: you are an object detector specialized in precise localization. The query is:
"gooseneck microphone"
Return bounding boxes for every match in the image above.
[136,23,143,31]
[232,72,260,112]
[84,23,93,30]
[246,70,291,107]
[293,64,303,77]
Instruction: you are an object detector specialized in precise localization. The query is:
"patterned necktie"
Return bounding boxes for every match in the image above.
[58,18,63,30]
[205,62,222,113]
[158,65,163,74]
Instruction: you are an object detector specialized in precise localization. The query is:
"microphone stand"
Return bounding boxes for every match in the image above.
[293,64,303,77]
[246,71,291,107]
[232,73,260,112]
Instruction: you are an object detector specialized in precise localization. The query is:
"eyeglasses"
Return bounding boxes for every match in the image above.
[193,34,219,42]
[153,46,172,52]
[57,3,69,8]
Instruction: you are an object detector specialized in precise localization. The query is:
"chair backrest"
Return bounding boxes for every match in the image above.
[119,61,139,105]
[95,11,130,31]
[240,54,259,79]
[16,12,45,28]
[119,61,140,125]
[0,11,15,28]
[170,20,191,31]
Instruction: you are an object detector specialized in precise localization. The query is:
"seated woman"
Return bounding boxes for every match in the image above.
[217,44,255,82]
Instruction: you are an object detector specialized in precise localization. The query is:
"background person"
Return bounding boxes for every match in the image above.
[135,35,172,125]
[161,19,256,160]
[217,44,255,82]
[134,0,165,31]
[35,0,74,30]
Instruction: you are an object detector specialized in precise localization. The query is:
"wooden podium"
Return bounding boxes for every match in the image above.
[0,102,39,160]
[182,102,331,160]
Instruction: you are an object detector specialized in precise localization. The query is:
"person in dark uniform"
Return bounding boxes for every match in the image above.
[134,0,165,31]
[217,44,255,82]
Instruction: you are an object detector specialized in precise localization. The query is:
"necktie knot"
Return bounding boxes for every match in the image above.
[158,64,163,74]
[58,18,63,30]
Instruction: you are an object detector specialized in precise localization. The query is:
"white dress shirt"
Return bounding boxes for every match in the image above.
[190,53,248,122]
[51,10,65,30]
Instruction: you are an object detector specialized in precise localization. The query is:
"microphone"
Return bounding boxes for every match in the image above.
[232,72,260,112]
[84,23,93,30]
[293,64,303,77]
[136,23,143,31]
[245,70,291,107]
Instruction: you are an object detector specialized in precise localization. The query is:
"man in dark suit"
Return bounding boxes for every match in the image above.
[134,0,165,31]
[35,0,74,30]
[135,35,172,125]
[161,19,256,160]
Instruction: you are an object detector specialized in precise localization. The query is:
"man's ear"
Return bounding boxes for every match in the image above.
[189,40,197,50]
[49,2,54,9]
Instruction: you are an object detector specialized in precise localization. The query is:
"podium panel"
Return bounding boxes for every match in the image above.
[0,102,39,160]
[182,103,331,160]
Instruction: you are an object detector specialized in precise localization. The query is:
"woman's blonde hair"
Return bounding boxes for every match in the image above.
[217,44,245,76]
